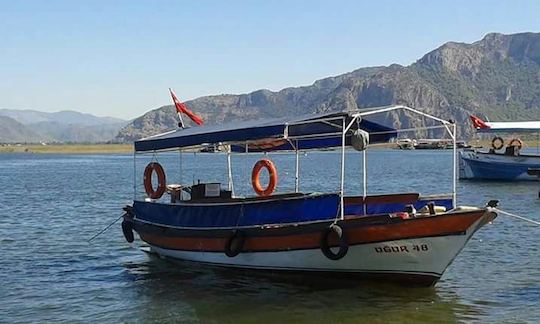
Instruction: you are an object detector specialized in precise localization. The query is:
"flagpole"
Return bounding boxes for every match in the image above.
[169,88,203,128]
[177,112,185,129]
[170,88,185,128]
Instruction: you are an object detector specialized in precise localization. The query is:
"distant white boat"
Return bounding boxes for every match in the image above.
[459,115,540,181]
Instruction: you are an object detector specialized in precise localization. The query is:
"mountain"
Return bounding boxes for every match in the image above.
[412,32,540,121]
[0,116,49,143]
[116,32,540,142]
[31,122,128,143]
[0,109,127,143]
[0,109,124,126]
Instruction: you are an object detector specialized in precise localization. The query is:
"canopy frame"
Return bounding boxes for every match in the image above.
[133,105,458,211]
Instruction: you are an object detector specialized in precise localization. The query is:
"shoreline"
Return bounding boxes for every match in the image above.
[0,144,133,154]
[0,140,536,154]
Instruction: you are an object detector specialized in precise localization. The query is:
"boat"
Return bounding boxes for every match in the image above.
[199,143,222,153]
[396,138,416,149]
[414,138,452,149]
[459,115,540,180]
[121,105,498,286]
[395,138,470,150]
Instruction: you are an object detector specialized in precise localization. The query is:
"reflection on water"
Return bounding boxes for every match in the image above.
[124,253,473,323]
[0,152,538,322]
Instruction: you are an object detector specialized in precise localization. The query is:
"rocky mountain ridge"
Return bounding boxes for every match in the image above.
[116,32,540,142]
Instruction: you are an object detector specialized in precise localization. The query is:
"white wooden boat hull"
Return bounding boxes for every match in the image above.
[144,215,489,285]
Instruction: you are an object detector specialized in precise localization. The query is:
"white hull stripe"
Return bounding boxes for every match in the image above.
[146,232,475,276]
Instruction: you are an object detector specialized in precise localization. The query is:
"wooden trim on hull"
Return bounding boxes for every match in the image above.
[134,209,487,253]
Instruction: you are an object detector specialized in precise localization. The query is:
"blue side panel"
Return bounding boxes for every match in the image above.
[133,194,340,228]
[133,201,243,227]
[344,204,364,215]
[344,198,453,216]
[239,194,339,226]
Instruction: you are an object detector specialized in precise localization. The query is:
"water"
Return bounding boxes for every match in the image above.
[1,150,539,323]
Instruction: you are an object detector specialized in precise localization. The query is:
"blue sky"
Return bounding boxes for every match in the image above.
[1,0,539,119]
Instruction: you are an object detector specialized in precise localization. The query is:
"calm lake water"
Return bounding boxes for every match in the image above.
[1,150,539,323]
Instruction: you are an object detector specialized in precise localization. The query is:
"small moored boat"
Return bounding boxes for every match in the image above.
[122,105,498,286]
[459,115,540,181]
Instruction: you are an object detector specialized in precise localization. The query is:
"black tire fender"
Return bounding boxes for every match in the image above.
[121,219,134,243]
[320,224,349,260]
[225,230,245,257]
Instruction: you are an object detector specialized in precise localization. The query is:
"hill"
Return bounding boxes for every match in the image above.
[0,109,124,126]
[0,109,127,143]
[0,116,48,143]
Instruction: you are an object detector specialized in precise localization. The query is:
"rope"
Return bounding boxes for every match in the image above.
[87,213,126,243]
[494,208,540,226]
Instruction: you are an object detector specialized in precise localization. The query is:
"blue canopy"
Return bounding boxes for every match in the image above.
[134,111,397,152]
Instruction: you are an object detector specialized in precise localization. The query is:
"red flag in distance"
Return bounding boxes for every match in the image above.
[469,115,489,130]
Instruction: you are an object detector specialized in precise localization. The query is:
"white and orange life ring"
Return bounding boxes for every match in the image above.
[251,159,278,196]
[509,138,523,150]
[143,162,166,199]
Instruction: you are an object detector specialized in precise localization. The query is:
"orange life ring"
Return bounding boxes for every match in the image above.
[143,162,166,199]
[509,138,523,150]
[251,159,278,196]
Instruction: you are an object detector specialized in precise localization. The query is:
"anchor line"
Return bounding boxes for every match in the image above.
[87,213,126,243]
[494,208,540,226]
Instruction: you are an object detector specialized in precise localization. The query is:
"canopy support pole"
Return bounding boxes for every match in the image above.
[227,145,234,196]
[363,149,367,215]
[133,151,137,200]
[442,122,457,209]
[179,149,184,200]
[295,141,299,193]
[452,123,457,208]
[179,149,183,184]
[340,117,346,221]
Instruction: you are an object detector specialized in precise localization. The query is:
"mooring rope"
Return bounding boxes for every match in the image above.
[87,213,126,243]
[494,208,540,226]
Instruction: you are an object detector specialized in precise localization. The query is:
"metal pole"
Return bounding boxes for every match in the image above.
[340,117,346,220]
[245,142,249,196]
[133,151,137,200]
[227,145,234,196]
[179,149,184,200]
[177,112,185,129]
[452,123,457,208]
[179,149,183,184]
[295,140,299,193]
[363,149,367,215]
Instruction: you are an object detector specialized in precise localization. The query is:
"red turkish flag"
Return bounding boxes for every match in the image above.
[469,115,489,130]
[169,89,204,126]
